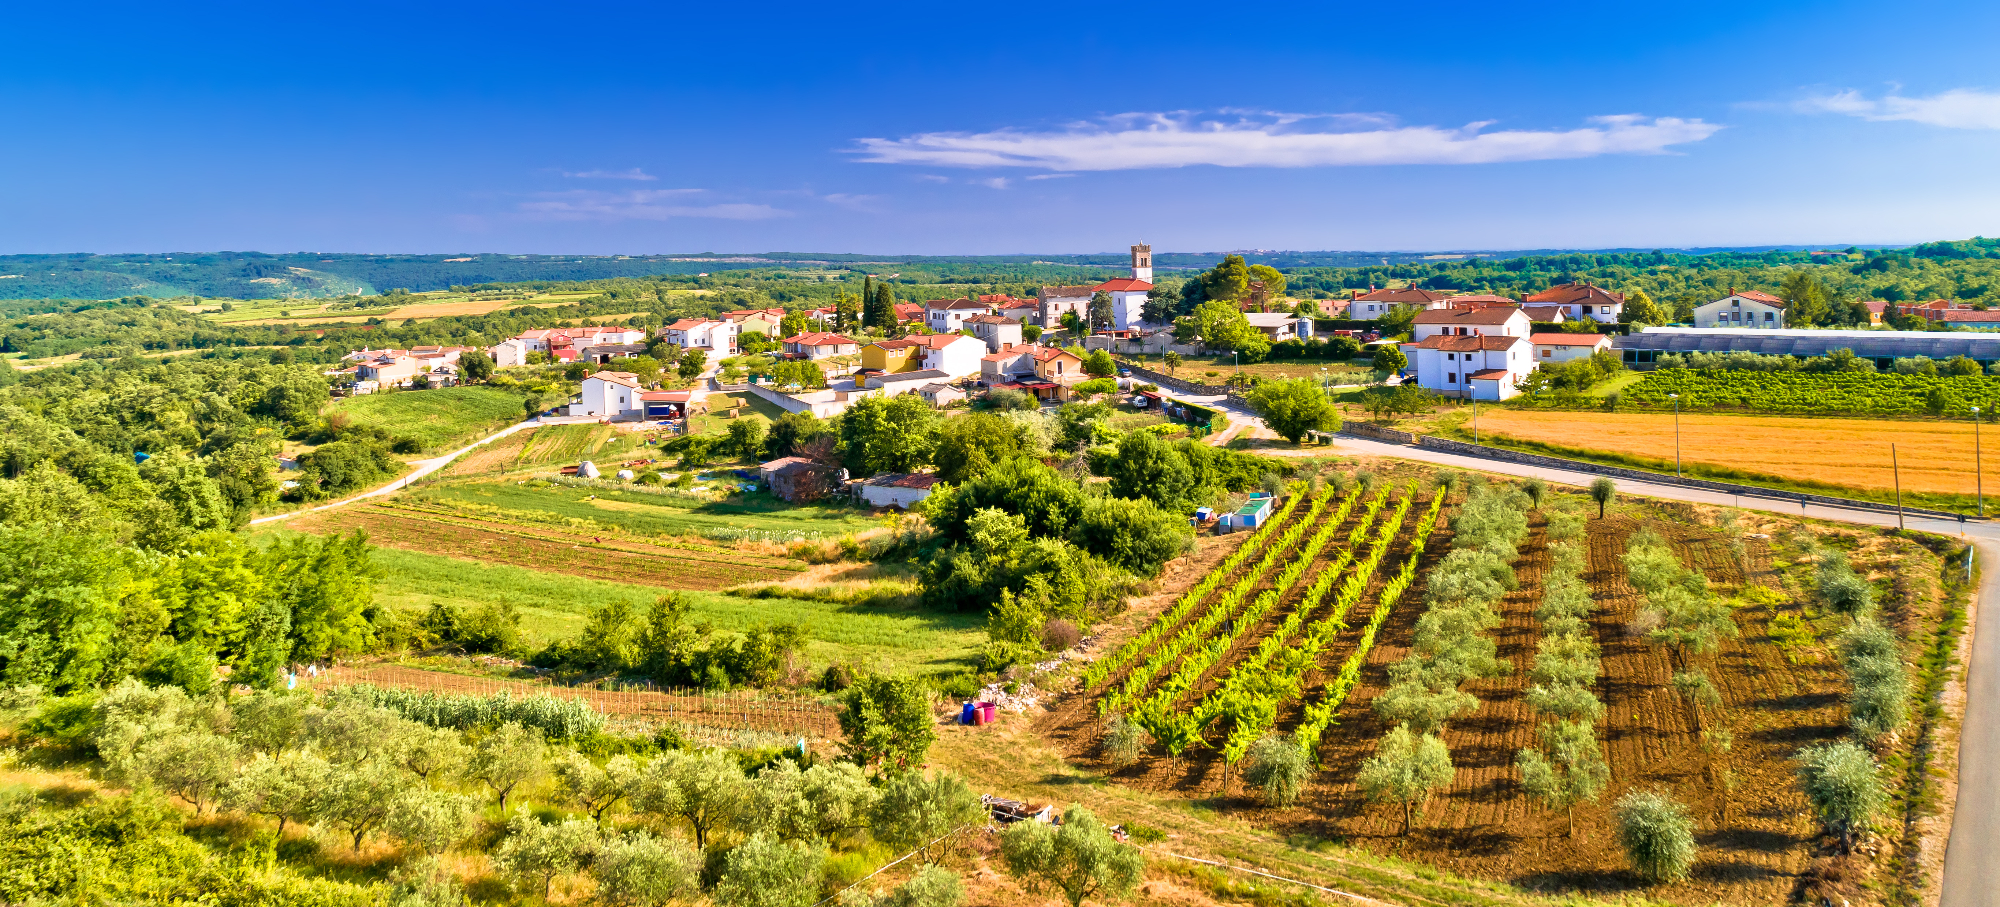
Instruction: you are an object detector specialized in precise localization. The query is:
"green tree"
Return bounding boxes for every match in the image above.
[756,760,878,843]
[779,311,810,338]
[224,749,329,834]
[553,751,642,826]
[878,865,964,907]
[713,833,824,907]
[1162,351,1181,374]
[933,413,1029,484]
[1516,720,1610,835]
[592,831,701,907]
[726,419,767,460]
[839,394,939,477]
[493,811,600,899]
[322,759,413,851]
[873,283,897,330]
[1794,741,1885,853]
[1102,428,1197,511]
[1243,733,1312,807]
[1081,348,1117,378]
[764,411,829,459]
[1246,263,1287,300]
[1200,255,1252,302]
[632,748,755,850]
[1355,725,1454,835]
[1370,344,1407,374]
[458,350,494,383]
[385,788,480,857]
[677,349,707,381]
[1781,271,1831,326]
[1141,287,1179,325]
[1088,291,1114,332]
[999,805,1144,907]
[1245,377,1342,443]
[135,729,240,815]
[1613,791,1697,884]
[1620,288,1667,326]
[1175,298,1267,359]
[1589,478,1615,518]
[838,674,937,773]
[470,721,547,810]
[1071,494,1193,574]
[870,771,986,863]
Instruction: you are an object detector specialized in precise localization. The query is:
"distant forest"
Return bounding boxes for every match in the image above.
[3,240,1977,301]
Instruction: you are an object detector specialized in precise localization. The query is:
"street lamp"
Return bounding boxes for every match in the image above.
[1669,393,1682,478]
[1975,406,1985,517]
[1232,350,1240,385]
[1472,399,1479,445]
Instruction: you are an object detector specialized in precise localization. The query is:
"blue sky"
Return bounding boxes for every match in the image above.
[6,0,2000,255]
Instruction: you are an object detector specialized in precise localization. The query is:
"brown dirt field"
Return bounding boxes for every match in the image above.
[1040,489,1918,904]
[1476,409,1983,495]
[387,297,535,318]
[313,662,840,740]
[443,427,539,476]
[292,503,802,589]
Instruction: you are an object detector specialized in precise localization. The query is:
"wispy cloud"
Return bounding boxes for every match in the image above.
[913,174,950,183]
[1025,173,1075,180]
[850,110,1723,170]
[975,177,1011,189]
[562,168,659,181]
[518,189,788,221]
[1798,88,2000,129]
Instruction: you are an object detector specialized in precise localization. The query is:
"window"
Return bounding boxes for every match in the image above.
[1600,305,1611,314]
[1447,373,1457,384]
[1541,349,1551,358]
[1765,311,1774,323]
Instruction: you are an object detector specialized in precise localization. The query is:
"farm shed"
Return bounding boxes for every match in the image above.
[1614,326,2000,369]
[1219,494,1274,531]
[854,472,941,509]
[640,389,705,420]
[759,457,846,503]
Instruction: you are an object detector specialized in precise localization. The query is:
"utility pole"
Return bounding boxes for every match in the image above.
[1893,443,1905,531]
[1472,399,1480,445]
[1670,393,1682,478]
[1975,406,1985,518]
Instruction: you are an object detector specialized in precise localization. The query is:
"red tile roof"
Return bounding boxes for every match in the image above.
[667,318,720,330]
[784,332,858,347]
[1445,294,1519,307]
[1412,307,1526,326]
[1735,290,1786,305]
[1092,278,1153,293]
[1408,335,1526,352]
[1040,285,1099,298]
[1529,333,1609,346]
[1525,282,1626,305]
[964,314,1019,325]
[926,298,988,310]
[1353,286,1449,303]
[1466,368,1512,380]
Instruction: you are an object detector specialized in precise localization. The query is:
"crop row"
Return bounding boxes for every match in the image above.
[1200,486,1427,765]
[1294,492,1448,760]
[1101,485,1344,718]
[1134,485,1401,739]
[1080,486,1324,690]
[1626,369,2000,416]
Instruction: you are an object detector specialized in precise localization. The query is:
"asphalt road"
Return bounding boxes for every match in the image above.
[1158,382,1998,904]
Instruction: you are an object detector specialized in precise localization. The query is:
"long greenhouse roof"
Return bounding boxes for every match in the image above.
[1612,327,2000,359]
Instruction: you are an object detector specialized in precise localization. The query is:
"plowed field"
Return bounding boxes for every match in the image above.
[293,503,802,589]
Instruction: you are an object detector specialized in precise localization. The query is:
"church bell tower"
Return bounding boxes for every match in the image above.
[1130,243,1153,282]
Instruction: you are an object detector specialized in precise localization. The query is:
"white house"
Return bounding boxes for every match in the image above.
[1243,313,1314,343]
[1411,306,1532,342]
[663,319,738,356]
[1037,285,1095,327]
[490,338,528,367]
[1529,332,1611,363]
[919,382,967,408]
[570,371,644,418]
[964,314,1024,353]
[864,369,953,397]
[925,298,989,333]
[1402,334,1534,401]
[906,332,987,377]
[783,332,860,360]
[1525,282,1625,324]
[854,473,941,509]
[1695,290,1787,329]
[1348,286,1453,318]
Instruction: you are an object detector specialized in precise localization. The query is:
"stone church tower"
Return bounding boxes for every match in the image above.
[1130,243,1153,282]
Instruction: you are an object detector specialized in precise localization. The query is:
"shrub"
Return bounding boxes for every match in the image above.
[1614,790,1696,884]
[1795,741,1885,853]
[1101,715,1146,767]
[1243,733,1312,807]
[1040,619,1081,652]
[1355,725,1454,835]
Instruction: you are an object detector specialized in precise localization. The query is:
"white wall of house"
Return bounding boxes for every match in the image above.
[491,339,527,367]
[569,376,641,417]
[1531,337,1611,363]
[1405,339,1533,400]
[1695,295,1786,329]
[1411,309,1532,341]
[1111,290,1150,329]
[921,335,987,377]
[857,483,935,509]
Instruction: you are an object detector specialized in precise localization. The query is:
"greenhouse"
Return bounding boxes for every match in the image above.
[1614,327,2000,369]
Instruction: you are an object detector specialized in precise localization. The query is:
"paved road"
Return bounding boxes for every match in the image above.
[248,418,540,526]
[1159,382,1998,904]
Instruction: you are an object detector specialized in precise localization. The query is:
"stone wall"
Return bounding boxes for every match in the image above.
[1118,360,1232,395]
[1339,423,1418,444]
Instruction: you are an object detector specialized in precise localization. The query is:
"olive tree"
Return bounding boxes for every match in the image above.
[1243,733,1312,807]
[1589,477,1615,518]
[493,811,600,899]
[757,759,878,843]
[470,721,547,810]
[713,832,824,907]
[869,771,986,863]
[224,749,330,834]
[592,831,701,907]
[1516,720,1609,835]
[386,788,481,858]
[323,759,413,851]
[1795,742,1885,853]
[1355,725,1454,835]
[554,751,642,826]
[999,805,1144,907]
[135,730,240,815]
[1614,790,1696,884]
[632,748,755,850]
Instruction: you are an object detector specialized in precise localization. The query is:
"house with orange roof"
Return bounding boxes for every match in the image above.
[1347,285,1453,319]
[722,307,786,337]
[1411,306,1532,342]
[1529,332,1611,364]
[1694,290,1786,329]
[783,332,860,360]
[1525,282,1626,323]
[664,318,738,356]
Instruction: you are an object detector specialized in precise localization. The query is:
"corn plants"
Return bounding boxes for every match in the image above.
[331,683,606,740]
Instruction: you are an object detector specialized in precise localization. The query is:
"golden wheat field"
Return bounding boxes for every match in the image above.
[1474,409,1989,495]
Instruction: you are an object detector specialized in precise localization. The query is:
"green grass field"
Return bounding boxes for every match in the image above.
[331,386,525,452]
[345,542,981,674]
[414,479,884,539]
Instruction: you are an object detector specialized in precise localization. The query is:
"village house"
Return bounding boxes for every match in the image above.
[853,472,941,509]
[1525,282,1626,323]
[722,308,786,338]
[864,369,954,397]
[783,332,860,360]
[663,318,739,356]
[1530,332,1612,363]
[489,338,529,367]
[925,298,990,333]
[1243,312,1315,343]
[1036,286,1095,327]
[1694,290,1787,329]
[569,370,645,418]
[860,333,986,378]
[1410,306,1533,341]
[919,382,966,408]
[1348,286,1453,318]
[1521,305,1567,323]
[1401,334,1534,400]
[964,313,1024,352]
[892,302,927,324]
[638,388,706,421]
[979,294,1038,323]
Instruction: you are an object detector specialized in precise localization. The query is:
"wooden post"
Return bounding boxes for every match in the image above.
[1893,443,1905,531]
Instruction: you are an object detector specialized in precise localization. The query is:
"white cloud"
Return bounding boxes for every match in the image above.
[975,177,1011,189]
[913,174,950,183]
[1798,88,2000,130]
[1025,173,1075,180]
[562,168,659,181]
[519,190,788,221]
[849,110,1722,170]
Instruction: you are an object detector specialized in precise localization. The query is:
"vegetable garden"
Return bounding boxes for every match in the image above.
[1624,369,2000,417]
